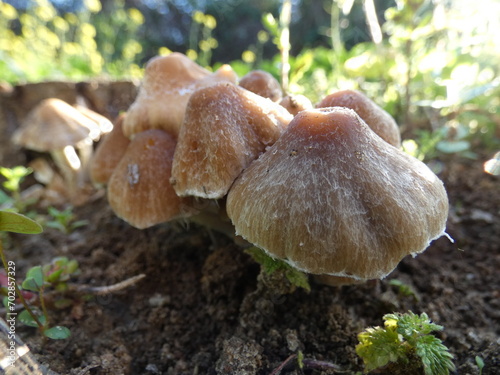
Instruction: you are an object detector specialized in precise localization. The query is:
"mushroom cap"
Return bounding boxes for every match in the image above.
[226,107,448,281]
[107,129,194,229]
[74,104,113,140]
[90,114,131,186]
[279,94,313,116]
[239,70,283,102]
[317,89,401,147]
[123,53,238,138]
[171,82,293,199]
[12,98,94,152]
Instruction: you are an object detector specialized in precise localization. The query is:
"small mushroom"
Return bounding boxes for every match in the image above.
[317,89,401,147]
[239,70,283,102]
[89,114,131,187]
[226,107,449,284]
[123,53,238,138]
[107,129,195,229]
[171,82,293,199]
[12,98,98,202]
[279,94,313,116]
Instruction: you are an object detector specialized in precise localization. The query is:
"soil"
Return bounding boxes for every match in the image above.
[0,82,499,375]
[0,153,498,375]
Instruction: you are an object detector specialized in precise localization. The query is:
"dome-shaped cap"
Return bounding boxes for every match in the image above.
[171,83,293,199]
[107,129,195,229]
[123,53,237,138]
[12,98,93,152]
[227,107,448,282]
[239,70,283,102]
[317,90,401,147]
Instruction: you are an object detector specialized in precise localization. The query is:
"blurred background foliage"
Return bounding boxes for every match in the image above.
[1,0,499,160]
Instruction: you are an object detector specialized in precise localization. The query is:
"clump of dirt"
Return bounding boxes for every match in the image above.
[3,156,500,374]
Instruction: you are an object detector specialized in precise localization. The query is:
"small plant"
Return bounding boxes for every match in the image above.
[389,279,419,301]
[475,355,485,375]
[0,210,72,339]
[245,247,310,292]
[356,311,455,375]
[0,165,34,212]
[16,256,79,339]
[45,206,88,234]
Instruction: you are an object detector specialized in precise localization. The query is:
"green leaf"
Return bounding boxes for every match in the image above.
[65,259,79,275]
[46,268,64,283]
[54,298,73,309]
[475,356,484,373]
[44,325,71,340]
[297,350,304,369]
[71,219,89,230]
[245,247,311,291]
[245,247,282,274]
[390,312,443,340]
[0,210,43,234]
[18,309,45,327]
[22,266,44,291]
[285,268,311,292]
[415,334,455,375]
[0,189,12,205]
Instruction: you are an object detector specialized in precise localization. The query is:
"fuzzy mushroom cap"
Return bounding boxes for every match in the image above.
[317,89,401,147]
[279,94,313,116]
[226,107,449,282]
[123,53,237,138]
[171,82,293,199]
[12,98,93,151]
[90,114,130,186]
[239,70,283,102]
[107,129,194,229]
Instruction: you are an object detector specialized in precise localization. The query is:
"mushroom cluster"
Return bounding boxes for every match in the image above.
[12,98,113,205]
[91,52,450,285]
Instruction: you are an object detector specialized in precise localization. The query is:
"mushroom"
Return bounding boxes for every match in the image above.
[226,107,449,284]
[170,82,293,199]
[317,89,401,147]
[279,94,313,116]
[90,114,131,187]
[123,53,238,138]
[239,70,283,102]
[107,129,195,229]
[11,98,99,202]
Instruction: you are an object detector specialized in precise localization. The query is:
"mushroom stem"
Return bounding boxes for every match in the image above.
[188,201,241,242]
[50,149,79,201]
[75,138,94,188]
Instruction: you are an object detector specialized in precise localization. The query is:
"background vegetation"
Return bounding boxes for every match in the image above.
[1,0,499,159]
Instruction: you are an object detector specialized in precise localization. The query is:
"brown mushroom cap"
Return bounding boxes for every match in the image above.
[279,94,313,116]
[239,70,283,102]
[123,53,237,138]
[12,98,93,151]
[171,82,293,199]
[317,89,401,147]
[90,114,131,187]
[107,129,194,229]
[226,107,448,282]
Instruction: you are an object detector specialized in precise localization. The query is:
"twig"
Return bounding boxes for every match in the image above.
[269,354,297,375]
[72,274,146,295]
[269,354,347,374]
[302,358,344,371]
